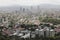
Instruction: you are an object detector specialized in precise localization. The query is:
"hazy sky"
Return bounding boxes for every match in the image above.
[0,0,60,6]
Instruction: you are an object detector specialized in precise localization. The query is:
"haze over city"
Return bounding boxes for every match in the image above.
[0,0,60,6]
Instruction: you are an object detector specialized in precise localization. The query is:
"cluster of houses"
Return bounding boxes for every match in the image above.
[0,23,60,40]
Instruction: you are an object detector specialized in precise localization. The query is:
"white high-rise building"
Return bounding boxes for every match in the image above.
[50,29,55,37]
[39,29,44,37]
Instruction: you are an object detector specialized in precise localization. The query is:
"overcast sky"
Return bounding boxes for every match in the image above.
[0,0,60,6]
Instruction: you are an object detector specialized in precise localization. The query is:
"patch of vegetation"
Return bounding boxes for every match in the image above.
[39,17,60,25]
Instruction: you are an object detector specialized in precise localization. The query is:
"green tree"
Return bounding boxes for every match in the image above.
[42,18,60,25]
